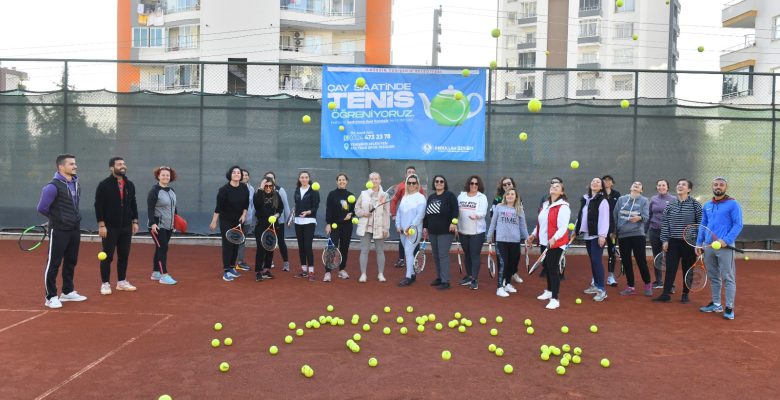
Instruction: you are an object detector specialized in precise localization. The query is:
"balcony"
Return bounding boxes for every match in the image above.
[280,1,358,29]
[579,2,601,17]
[517,13,537,26]
[514,88,535,99]
[279,48,365,64]
[578,34,601,45]
[576,89,600,96]
[577,56,600,69]
[516,37,537,50]
[722,0,756,28]
[720,37,757,71]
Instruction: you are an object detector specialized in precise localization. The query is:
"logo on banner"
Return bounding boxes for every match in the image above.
[422,143,433,154]
[344,143,349,150]
[419,85,483,127]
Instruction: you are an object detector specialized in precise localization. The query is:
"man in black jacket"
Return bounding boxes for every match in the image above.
[37,154,87,308]
[95,157,139,295]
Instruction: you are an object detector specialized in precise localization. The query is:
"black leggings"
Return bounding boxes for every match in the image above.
[330,222,353,271]
[460,232,485,281]
[295,223,316,266]
[663,238,696,295]
[543,247,563,299]
[219,221,240,272]
[44,228,81,299]
[100,225,133,283]
[496,242,520,288]
[617,235,651,287]
[151,228,172,274]
[254,222,274,272]
[276,222,289,262]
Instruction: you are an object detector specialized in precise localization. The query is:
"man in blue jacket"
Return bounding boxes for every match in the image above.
[697,177,743,320]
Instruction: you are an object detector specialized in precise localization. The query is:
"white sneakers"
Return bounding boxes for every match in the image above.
[496,287,509,297]
[100,283,112,295]
[117,280,137,291]
[45,297,63,309]
[504,283,517,293]
[323,272,332,282]
[377,273,386,282]
[537,290,553,300]
[59,291,87,302]
[512,273,524,284]
[358,274,367,283]
[338,270,349,279]
[545,298,560,309]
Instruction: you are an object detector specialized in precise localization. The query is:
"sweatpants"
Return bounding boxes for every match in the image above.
[429,233,454,284]
[585,238,606,290]
[663,238,696,296]
[295,223,316,267]
[100,225,133,283]
[704,247,737,309]
[496,241,520,288]
[460,232,485,282]
[397,238,419,261]
[359,234,385,275]
[44,228,81,300]
[329,222,353,271]
[543,247,563,299]
[150,228,172,274]
[236,222,255,264]
[648,228,664,284]
[402,233,421,279]
[617,235,651,287]
[254,223,274,272]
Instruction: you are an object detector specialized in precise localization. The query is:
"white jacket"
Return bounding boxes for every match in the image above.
[457,192,488,235]
[354,188,390,239]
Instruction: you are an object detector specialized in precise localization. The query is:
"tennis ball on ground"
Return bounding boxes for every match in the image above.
[556,366,566,375]
[337,318,345,326]
[365,181,374,189]
[368,357,378,367]
[312,182,320,191]
[504,364,514,374]
[296,328,304,337]
[451,218,459,225]
[384,306,391,313]
[464,319,473,327]
[285,335,293,344]
[159,395,172,400]
[454,312,462,319]
[289,322,297,330]
[616,0,624,7]
[302,115,311,124]
[353,333,362,341]
[551,347,561,356]
[590,325,599,333]
[570,160,580,169]
[415,316,423,325]
[541,345,550,353]
[495,316,503,324]
[328,101,337,110]
[406,305,414,313]
[418,325,425,333]
[461,69,471,77]
[572,355,582,364]
[601,358,611,368]
[562,344,571,352]
[527,327,535,335]
[305,320,312,329]
[459,317,467,325]
[489,60,497,70]
[427,313,436,322]
[211,339,220,347]
[528,98,542,113]
[269,345,279,355]
[214,322,223,331]
[327,305,334,312]
[712,241,722,250]
[454,91,464,100]
[351,344,361,353]
[541,352,551,361]
[490,328,498,336]
[519,132,528,141]
[458,325,466,333]
[224,337,233,346]
[219,362,230,372]
[312,321,321,329]
[698,46,704,53]
[489,344,497,352]
[576,298,582,304]
[346,339,355,348]
[331,223,338,229]
[744,256,750,261]
[324,316,333,324]
[397,316,404,324]
[400,327,408,335]
[370,314,379,323]
[573,347,582,355]
[383,327,391,335]
[524,319,532,327]
[442,350,452,360]
[98,251,107,260]
[347,195,356,203]
[448,320,457,328]
[355,77,366,88]
[318,316,327,324]
[330,318,338,326]
[632,33,638,40]
[339,125,345,131]
[620,99,630,109]
[495,348,505,357]
[363,323,371,332]
[561,358,570,367]
[479,317,487,325]
[561,326,569,334]
[303,366,314,378]
[491,28,501,38]
[435,322,443,330]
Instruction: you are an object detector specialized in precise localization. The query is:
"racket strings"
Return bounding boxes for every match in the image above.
[685,265,708,291]
[261,231,277,251]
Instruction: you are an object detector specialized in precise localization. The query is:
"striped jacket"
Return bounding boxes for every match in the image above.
[660,196,702,243]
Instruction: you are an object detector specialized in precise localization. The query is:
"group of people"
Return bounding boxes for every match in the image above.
[37,155,744,320]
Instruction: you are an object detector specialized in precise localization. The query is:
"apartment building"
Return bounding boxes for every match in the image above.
[495,0,680,100]
[0,65,29,91]
[117,0,391,95]
[720,0,780,103]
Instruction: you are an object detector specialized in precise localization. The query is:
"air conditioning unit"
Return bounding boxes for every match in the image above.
[293,31,305,39]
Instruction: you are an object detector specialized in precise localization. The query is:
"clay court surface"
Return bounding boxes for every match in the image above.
[1,239,778,399]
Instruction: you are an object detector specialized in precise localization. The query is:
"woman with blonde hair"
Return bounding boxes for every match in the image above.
[487,188,528,297]
[354,172,390,282]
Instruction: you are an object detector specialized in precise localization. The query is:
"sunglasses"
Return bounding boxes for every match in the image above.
[264,185,274,188]
[407,181,419,185]
[470,182,479,185]
[434,180,445,183]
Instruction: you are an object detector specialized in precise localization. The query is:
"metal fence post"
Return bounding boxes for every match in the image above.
[63,60,69,153]
[631,70,640,181]
[486,66,493,174]
[198,62,205,211]
[770,74,776,227]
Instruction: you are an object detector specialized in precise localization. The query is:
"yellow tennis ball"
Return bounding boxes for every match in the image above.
[406,305,414,313]
[284,335,293,344]
[495,348,504,357]
[570,160,580,169]
[479,317,487,325]
[383,327,391,335]
[524,319,532,327]
[328,101,337,110]
[541,345,549,353]
[362,323,371,332]
[326,305,334,312]
[441,350,452,360]
[459,317,467,325]
[418,325,425,333]
[541,352,551,361]
[355,77,366,87]
[495,316,503,324]
[464,319,473,327]
[303,366,314,378]
[562,344,571,352]
[454,312,462,319]
[451,218,459,225]
[312,182,320,191]
[526,327,535,335]
[601,358,611,368]
[573,347,582,355]
[435,322,443,330]
[98,251,107,260]
[575,298,582,304]
[350,217,359,225]
[219,362,230,372]
[572,355,582,364]
[214,322,223,331]
[711,241,722,250]
[632,33,638,40]
[347,195,356,204]
[489,60,498,70]
[551,347,561,356]
[519,132,528,141]
[396,316,404,324]
[312,321,320,329]
[224,337,233,346]
[318,316,326,324]
[616,0,624,7]
[331,223,338,229]
[568,223,575,230]
[267,216,276,224]
[289,322,297,330]
[504,364,514,374]
[461,68,470,77]
[490,328,498,336]
[427,313,436,322]
[365,181,374,189]
[302,115,311,124]
[560,358,570,367]
[368,357,378,367]
[545,50,550,55]
[590,325,599,333]
[528,98,542,113]
[407,228,416,236]
[489,344,497,352]
[620,99,630,109]
[491,28,501,38]
[353,333,362,341]
[400,327,408,335]
[369,315,378,324]
[744,256,750,261]
[295,328,304,336]
[556,366,566,375]
[454,91,464,100]
[384,306,391,313]
[561,326,569,334]
[159,395,172,400]
[339,125,345,131]
[458,325,466,333]
[211,338,220,347]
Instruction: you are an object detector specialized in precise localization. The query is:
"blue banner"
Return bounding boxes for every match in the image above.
[321,66,486,161]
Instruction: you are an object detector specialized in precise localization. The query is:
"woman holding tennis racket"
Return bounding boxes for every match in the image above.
[264,171,292,272]
[647,179,675,289]
[613,181,651,296]
[457,175,489,290]
[293,170,320,281]
[147,166,178,285]
[253,177,283,282]
[209,166,249,282]
[355,172,390,282]
[653,178,702,304]
[526,182,570,309]
[423,174,459,290]
[324,173,356,282]
[396,174,426,287]
[487,188,529,298]
[574,178,610,302]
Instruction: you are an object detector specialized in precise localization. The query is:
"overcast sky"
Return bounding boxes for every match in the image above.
[0,0,755,101]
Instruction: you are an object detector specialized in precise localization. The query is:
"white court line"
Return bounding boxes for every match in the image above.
[0,308,172,317]
[0,311,48,334]
[723,329,778,334]
[34,313,173,400]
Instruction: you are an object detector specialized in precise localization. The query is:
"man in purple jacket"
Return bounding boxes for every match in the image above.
[37,154,87,309]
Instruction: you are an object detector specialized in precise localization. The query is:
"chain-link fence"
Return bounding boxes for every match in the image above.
[1,59,777,242]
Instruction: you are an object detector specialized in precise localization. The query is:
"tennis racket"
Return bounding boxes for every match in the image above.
[682,224,745,253]
[225,224,245,245]
[287,207,295,228]
[524,244,530,269]
[322,236,342,271]
[18,223,48,251]
[486,243,496,278]
[413,240,428,274]
[653,252,666,271]
[684,255,708,292]
[528,247,548,275]
[260,222,278,251]
[454,233,464,275]
[558,233,577,274]
[173,214,188,233]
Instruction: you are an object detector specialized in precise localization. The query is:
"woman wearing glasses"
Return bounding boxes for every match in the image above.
[354,172,390,282]
[457,175,488,290]
[396,174,426,287]
[324,173,356,282]
[253,177,283,282]
[423,175,459,290]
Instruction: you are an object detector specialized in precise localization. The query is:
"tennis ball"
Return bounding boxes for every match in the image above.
[284,335,293,344]
[224,337,233,346]
[620,99,630,109]
[464,319,473,327]
[383,327,391,335]
[697,45,704,53]
[396,316,404,324]
[305,320,313,329]
[487,344,497,353]
[312,321,321,329]
[351,344,361,353]
[495,316,503,324]
[616,0,623,7]
[339,125,345,131]
[331,223,338,229]
[490,328,498,336]
[712,241,722,250]
[400,327,408,335]
[302,115,311,124]
[442,350,452,360]
[368,357,378,367]
[541,352,551,361]
[98,251,107,260]
[461,69,470,77]
[451,218,459,224]
[540,345,549,353]
[459,317,467,325]
[575,298,582,304]
[346,339,355,348]
[159,395,172,400]
[328,101,337,110]
[365,181,374,189]
[269,345,279,355]
[418,325,425,333]
[303,366,314,378]
[519,132,528,141]
[370,314,379,323]
[407,228,416,236]
[561,326,569,334]
[327,305,334,312]
[454,91,464,100]
[528,98,542,113]
[214,322,223,331]
[572,355,582,364]
[491,28,501,38]
[318,316,327,324]
[545,50,550,55]
[435,322,443,330]
[504,364,514,374]
[338,318,345,326]
[427,313,436,322]
[384,306,391,313]
[601,358,611,368]
[454,312,462,319]
[346,217,357,225]
[556,366,566,375]
[355,77,366,87]
[573,347,582,355]
[524,319,532,327]
[448,320,457,328]
[330,318,338,326]
[744,256,750,261]
[211,339,220,347]
[458,325,466,333]
[489,60,497,70]
[561,358,570,367]
[568,223,575,231]
[415,316,423,325]
[406,305,414,313]
[495,348,504,357]
[362,323,371,332]
[526,327,535,335]
[479,317,487,325]
[312,182,320,191]
[570,160,580,169]
[288,322,297,330]
[590,325,599,333]
[346,195,356,204]
[632,33,638,40]
[219,362,230,372]
[551,347,561,356]
[666,0,669,3]
[353,333,362,341]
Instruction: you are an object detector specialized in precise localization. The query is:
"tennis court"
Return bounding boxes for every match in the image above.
[1,239,778,399]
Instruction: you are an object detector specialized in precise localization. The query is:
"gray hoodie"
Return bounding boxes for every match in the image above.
[613,194,649,238]
[487,204,529,243]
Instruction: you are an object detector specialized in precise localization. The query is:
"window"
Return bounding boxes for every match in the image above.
[519,2,536,19]
[167,25,199,51]
[518,52,536,68]
[280,35,293,51]
[615,0,635,12]
[722,66,754,98]
[774,16,780,40]
[132,27,149,48]
[614,23,633,39]
[505,82,516,98]
[507,12,517,21]
[613,75,633,91]
[519,76,535,97]
[150,28,163,47]
[331,0,355,16]
[580,0,600,12]
[579,52,598,64]
[164,64,199,89]
[505,34,517,48]
[338,39,356,54]
[303,35,323,54]
[614,48,633,65]
[579,74,597,90]
[227,58,247,95]
[579,19,599,38]
[279,65,323,91]
[166,0,199,13]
